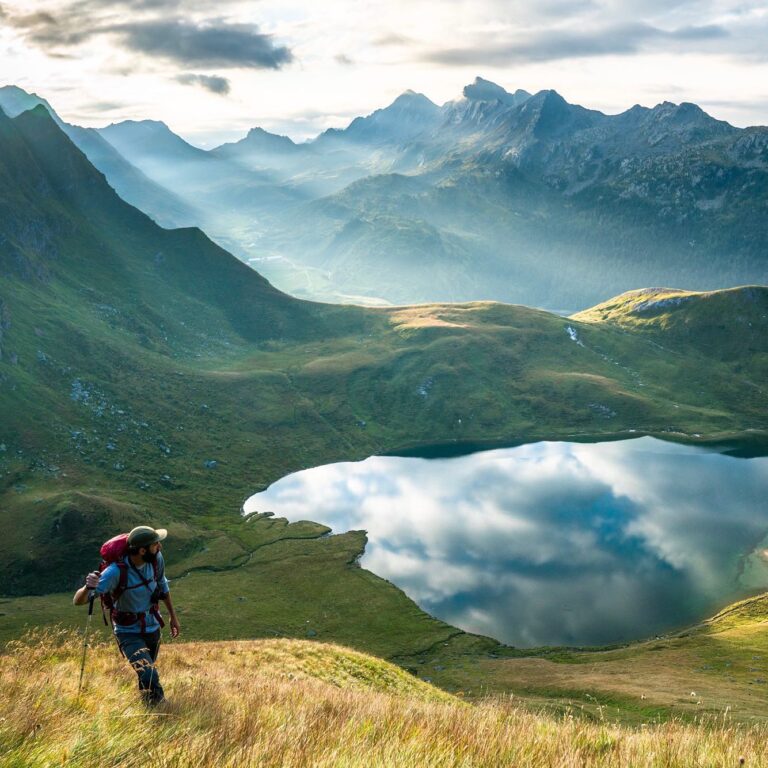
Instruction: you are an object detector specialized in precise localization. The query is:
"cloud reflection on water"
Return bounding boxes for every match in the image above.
[244,438,768,647]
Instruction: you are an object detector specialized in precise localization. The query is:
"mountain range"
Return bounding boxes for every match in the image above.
[3,78,766,310]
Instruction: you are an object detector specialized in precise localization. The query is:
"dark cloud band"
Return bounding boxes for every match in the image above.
[176,73,231,95]
[421,22,730,65]
[4,7,293,70]
[111,19,293,69]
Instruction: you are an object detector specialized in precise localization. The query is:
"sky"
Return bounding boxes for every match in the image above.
[1,0,767,147]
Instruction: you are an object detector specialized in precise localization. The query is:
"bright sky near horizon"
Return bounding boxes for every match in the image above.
[1,0,767,147]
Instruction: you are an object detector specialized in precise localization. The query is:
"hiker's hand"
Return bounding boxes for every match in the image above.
[170,617,181,638]
[85,571,100,589]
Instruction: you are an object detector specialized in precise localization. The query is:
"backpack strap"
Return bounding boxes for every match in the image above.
[99,561,129,624]
[113,562,129,601]
[127,559,159,596]
[106,558,166,631]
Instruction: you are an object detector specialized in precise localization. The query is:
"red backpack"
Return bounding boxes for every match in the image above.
[98,533,164,631]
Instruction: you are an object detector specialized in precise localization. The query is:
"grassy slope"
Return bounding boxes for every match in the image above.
[2,107,768,721]
[2,628,768,767]
[3,292,766,594]
[396,590,768,725]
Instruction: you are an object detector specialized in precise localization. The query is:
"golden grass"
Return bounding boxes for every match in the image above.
[570,288,701,324]
[3,628,768,767]
[386,303,503,330]
[705,592,768,632]
[431,597,768,726]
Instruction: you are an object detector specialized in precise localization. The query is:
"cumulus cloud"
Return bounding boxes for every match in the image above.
[3,5,293,69]
[176,72,231,95]
[110,19,293,69]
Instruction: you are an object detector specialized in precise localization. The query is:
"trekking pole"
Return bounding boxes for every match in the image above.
[77,591,96,699]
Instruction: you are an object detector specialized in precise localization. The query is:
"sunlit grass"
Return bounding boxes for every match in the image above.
[2,628,768,767]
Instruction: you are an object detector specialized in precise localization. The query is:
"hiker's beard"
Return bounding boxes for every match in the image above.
[142,550,158,563]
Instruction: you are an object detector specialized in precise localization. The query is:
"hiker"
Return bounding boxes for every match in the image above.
[73,525,181,705]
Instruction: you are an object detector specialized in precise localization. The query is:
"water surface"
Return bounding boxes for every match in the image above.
[244,438,768,647]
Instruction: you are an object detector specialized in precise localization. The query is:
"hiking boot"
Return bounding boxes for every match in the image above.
[141,689,166,707]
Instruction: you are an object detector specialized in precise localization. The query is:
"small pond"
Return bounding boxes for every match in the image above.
[244,437,768,647]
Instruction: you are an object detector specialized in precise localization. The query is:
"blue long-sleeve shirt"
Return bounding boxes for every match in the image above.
[95,553,170,635]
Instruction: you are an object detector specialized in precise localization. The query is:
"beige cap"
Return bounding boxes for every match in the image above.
[127,526,168,548]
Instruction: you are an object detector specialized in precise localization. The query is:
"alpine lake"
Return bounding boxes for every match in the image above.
[244,437,768,649]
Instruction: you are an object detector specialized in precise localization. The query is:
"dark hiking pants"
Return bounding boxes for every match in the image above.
[117,629,164,704]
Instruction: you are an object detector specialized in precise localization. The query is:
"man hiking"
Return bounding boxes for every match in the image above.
[73,525,181,705]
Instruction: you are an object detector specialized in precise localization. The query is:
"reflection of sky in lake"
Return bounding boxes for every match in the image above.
[244,438,768,647]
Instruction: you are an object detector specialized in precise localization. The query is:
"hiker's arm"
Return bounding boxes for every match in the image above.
[73,570,109,606]
[160,592,181,637]
[156,555,179,636]
[73,585,91,606]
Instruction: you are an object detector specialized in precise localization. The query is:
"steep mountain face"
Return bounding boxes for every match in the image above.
[0,87,197,229]
[317,90,442,147]
[0,105,319,343]
[97,117,308,231]
[0,85,59,119]
[211,127,338,198]
[462,76,531,106]
[440,77,532,133]
[100,119,210,170]
[214,126,300,160]
[0,104,366,592]
[255,83,767,309]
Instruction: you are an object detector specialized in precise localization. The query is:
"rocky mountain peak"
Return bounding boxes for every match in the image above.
[462,77,530,106]
[391,90,438,110]
[238,126,297,153]
[0,85,61,125]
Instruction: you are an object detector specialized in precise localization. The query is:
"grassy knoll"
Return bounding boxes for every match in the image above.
[399,592,768,725]
[2,628,768,768]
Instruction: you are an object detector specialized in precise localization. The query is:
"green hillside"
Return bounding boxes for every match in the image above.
[1,104,767,704]
[409,591,768,724]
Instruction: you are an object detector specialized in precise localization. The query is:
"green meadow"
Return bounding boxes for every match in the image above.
[2,106,768,727]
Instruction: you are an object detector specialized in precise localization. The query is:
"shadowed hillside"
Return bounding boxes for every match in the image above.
[0,86,197,229]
